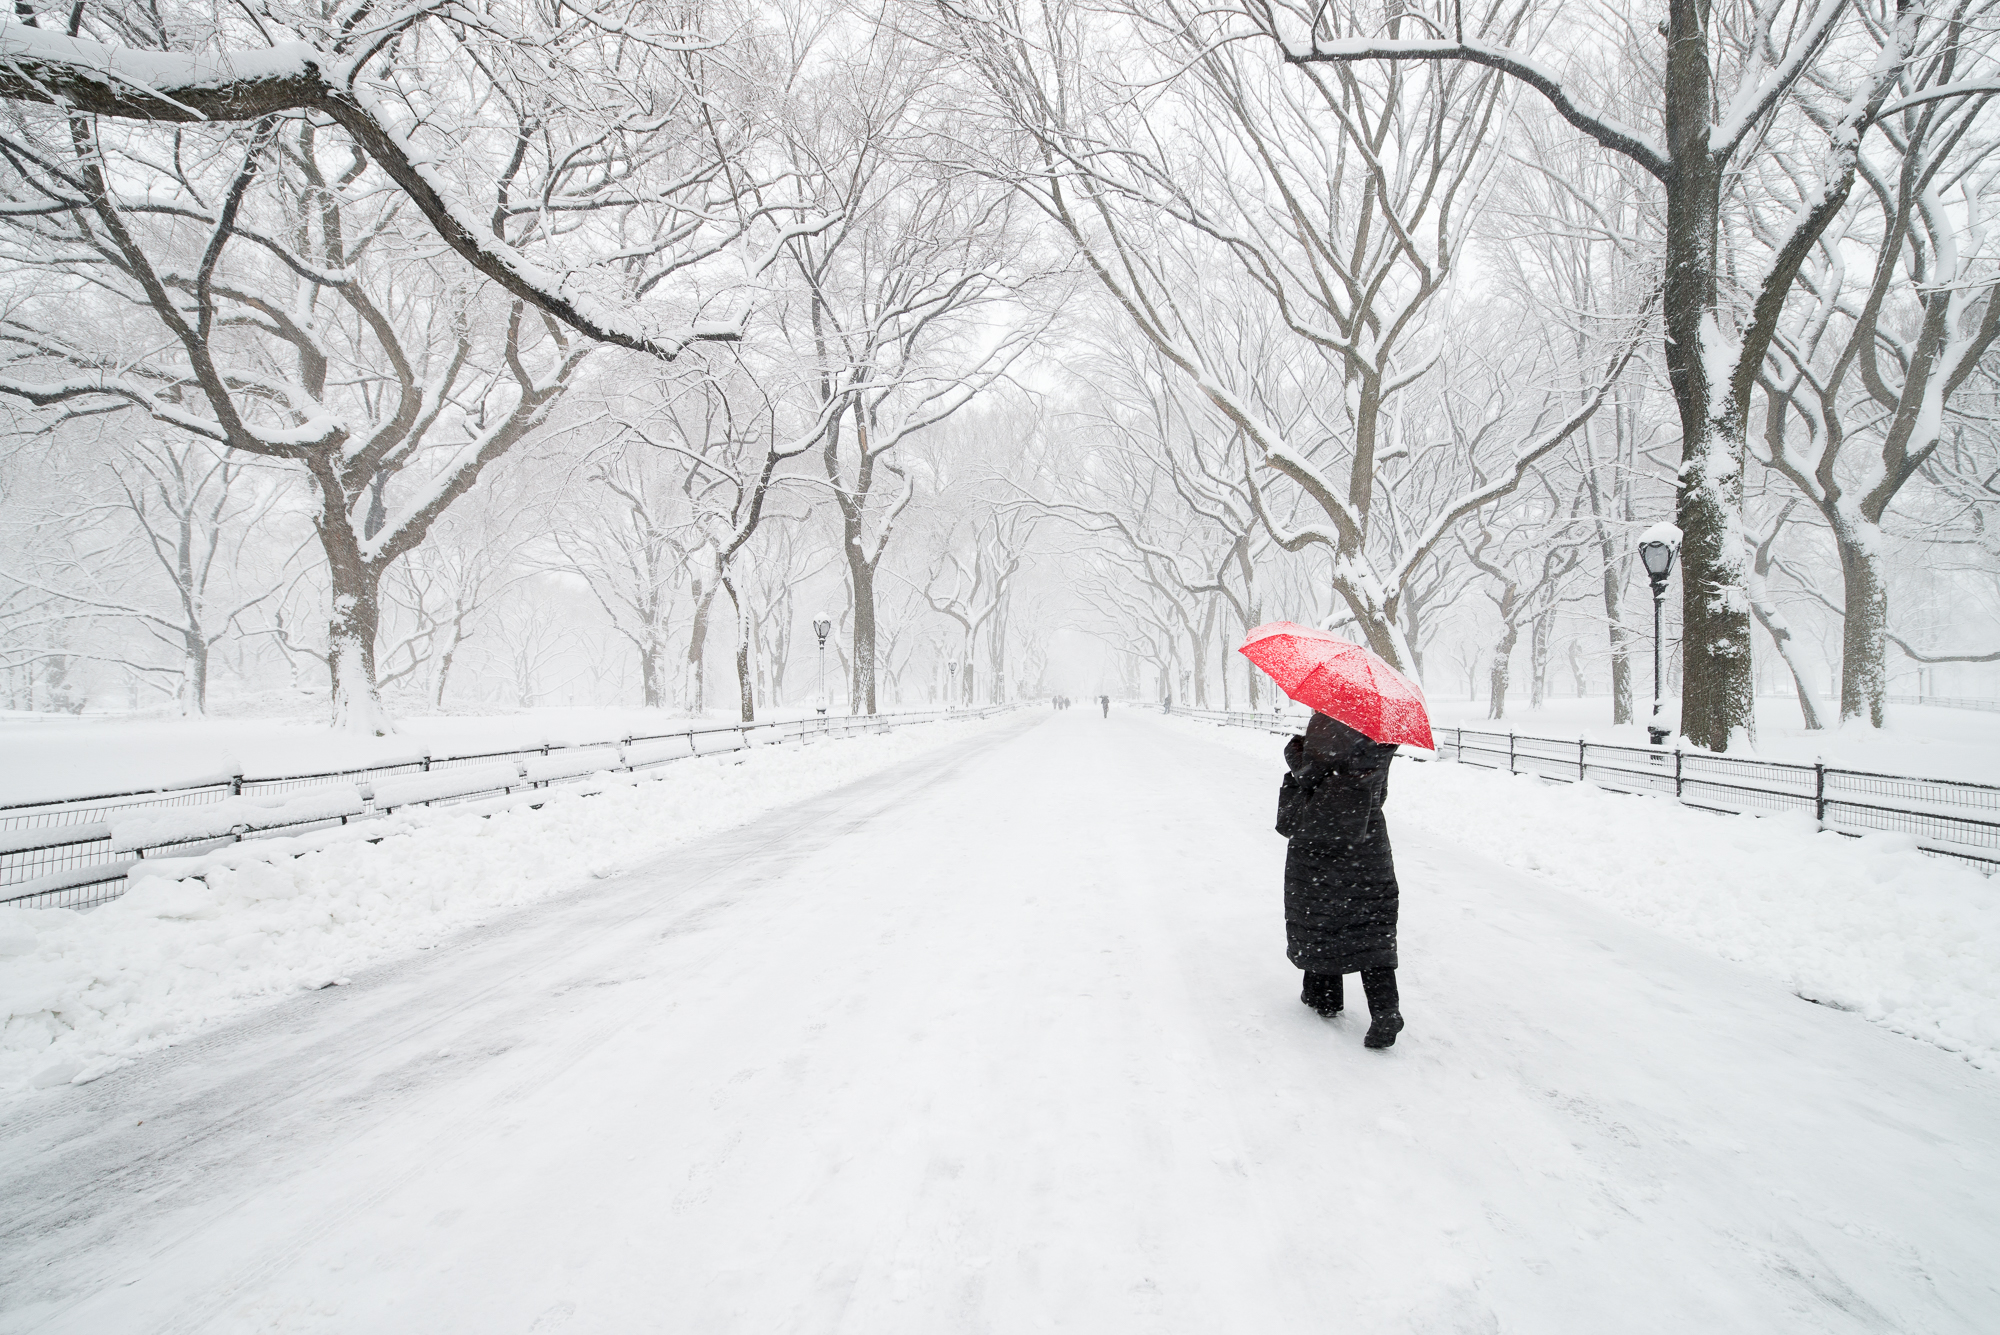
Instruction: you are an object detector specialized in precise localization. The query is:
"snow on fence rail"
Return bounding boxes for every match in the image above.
[1,708,1015,911]
[1164,705,2000,874]
[1885,694,2000,713]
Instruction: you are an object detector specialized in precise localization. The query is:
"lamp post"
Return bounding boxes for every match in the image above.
[812,617,832,721]
[947,659,959,710]
[1637,524,1681,745]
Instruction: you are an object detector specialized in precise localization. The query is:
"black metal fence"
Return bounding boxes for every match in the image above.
[1164,705,2000,874]
[2,707,1015,911]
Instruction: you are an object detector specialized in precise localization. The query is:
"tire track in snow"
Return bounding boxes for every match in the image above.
[0,716,1038,1330]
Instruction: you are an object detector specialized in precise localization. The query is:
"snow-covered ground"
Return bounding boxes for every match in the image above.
[0,704,933,807]
[0,714,1017,1098]
[1426,695,2000,784]
[1170,714,2000,1071]
[1,708,1994,1333]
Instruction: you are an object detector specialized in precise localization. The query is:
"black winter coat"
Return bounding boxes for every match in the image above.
[1275,715,1400,973]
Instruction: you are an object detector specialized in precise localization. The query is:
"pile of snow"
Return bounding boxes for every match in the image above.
[108,786,367,852]
[1169,715,2000,1071]
[0,715,1009,1099]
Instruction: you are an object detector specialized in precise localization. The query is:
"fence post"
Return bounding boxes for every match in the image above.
[1674,749,1683,799]
[229,770,243,797]
[1508,733,1515,775]
[421,752,432,773]
[1814,763,1827,826]
[1578,738,1586,782]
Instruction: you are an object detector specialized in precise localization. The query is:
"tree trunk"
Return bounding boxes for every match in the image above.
[180,628,209,717]
[434,638,460,709]
[313,460,394,734]
[1835,521,1888,727]
[849,556,878,714]
[1591,502,1634,725]
[1529,610,1551,710]
[638,640,664,709]
[1608,614,1633,724]
[1745,551,1823,730]
[327,571,390,734]
[1236,542,1263,711]
[687,574,717,715]
[724,577,755,723]
[1567,641,1589,698]
[1488,622,1519,721]
[1191,597,1216,708]
[736,632,755,722]
[988,603,1008,704]
[1661,0,1755,751]
[768,619,789,707]
[1334,561,1417,673]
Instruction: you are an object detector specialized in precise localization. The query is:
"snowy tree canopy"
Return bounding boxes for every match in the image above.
[0,0,1993,745]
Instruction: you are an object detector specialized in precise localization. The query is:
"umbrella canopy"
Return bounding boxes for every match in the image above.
[1238,621,1435,751]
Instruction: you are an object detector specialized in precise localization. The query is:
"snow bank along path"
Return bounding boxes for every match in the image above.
[2,709,1996,1332]
[3,706,1002,909]
[0,714,1020,1097]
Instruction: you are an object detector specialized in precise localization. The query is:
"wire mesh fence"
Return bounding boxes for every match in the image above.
[2,706,1015,911]
[1164,706,2000,874]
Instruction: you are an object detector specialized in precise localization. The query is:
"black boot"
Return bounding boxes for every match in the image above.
[1360,968,1402,1047]
[1300,970,1343,1017]
[1363,1013,1405,1048]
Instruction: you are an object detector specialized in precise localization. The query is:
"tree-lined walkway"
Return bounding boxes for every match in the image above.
[3,710,1995,1333]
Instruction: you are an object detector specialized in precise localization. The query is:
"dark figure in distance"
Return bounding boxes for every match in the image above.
[1099,694,1110,718]
[1275,711,1404,1048]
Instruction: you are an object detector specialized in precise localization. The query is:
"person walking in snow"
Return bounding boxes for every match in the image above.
[1099,694,1110,717]
[1276,711,1405,1049]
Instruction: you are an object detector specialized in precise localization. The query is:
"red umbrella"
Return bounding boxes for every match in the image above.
[1237,621,1436,751]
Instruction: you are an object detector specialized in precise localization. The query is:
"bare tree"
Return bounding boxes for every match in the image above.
[1743,499,1829,727]
[1754,46,2000,724]
[1254,0,1998,749]
[0,4,783,729]
[0,434,286,712]
[915,508,1032,704]
[550,439,696,709]
[771,19,1049,713]
[0,0,763,356]
[378,462,545,708]
[933,0,1646,681]
[1459,479,1591,719]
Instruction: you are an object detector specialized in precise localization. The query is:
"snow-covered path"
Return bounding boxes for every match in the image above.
[3,709,1997,1334]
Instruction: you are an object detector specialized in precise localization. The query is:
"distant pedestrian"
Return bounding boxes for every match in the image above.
[1275,711,1404,1049]
[1099,694,1110,718]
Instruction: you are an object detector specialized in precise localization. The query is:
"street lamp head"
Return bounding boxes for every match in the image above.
[812,617,831,645]
[1637,522,1681,582]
